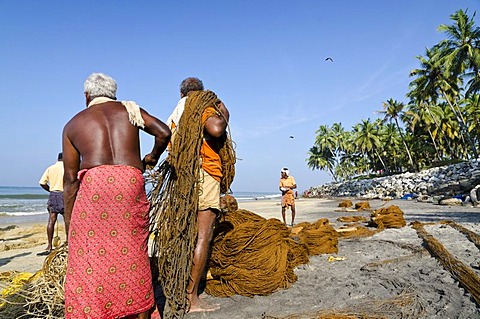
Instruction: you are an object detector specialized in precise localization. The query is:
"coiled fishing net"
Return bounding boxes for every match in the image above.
[205,208,337,298]
[338,200,353,208]
[0,244,67,319]
[369,205,406,229]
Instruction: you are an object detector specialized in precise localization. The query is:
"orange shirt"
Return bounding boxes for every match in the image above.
[169,106,223,182]
[280,176,296,193]
[200,107,222,181]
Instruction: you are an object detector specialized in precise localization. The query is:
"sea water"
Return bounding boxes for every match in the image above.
[0,186,49,225]
[229,191,281,202]
[0,186,280,225]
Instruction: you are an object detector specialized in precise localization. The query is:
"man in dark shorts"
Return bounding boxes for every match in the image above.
[38,152,65,255]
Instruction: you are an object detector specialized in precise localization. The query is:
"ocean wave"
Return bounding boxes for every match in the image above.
[235,194,282,201]
[0,194,48,200]
[0,211,47,217]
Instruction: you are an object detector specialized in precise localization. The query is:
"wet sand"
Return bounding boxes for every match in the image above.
[1,198,480,318]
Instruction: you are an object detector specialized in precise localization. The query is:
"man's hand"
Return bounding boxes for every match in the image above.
[142,153,158,170]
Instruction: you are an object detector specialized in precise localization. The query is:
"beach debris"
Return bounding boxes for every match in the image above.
[328,256,346,262]
[262,289,423,318]
[412,221,480,307]
[438,197,463,206]
[416,195,432,203]
[0,271,34,307]
[369,205,406,229]
[338,200,353,208]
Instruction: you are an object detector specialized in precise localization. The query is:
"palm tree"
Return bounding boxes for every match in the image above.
[352,118,387,172]
[379,98,414,170]
[330,122,348,155]
[464,94,480,146]
[436,9,480,156]
[379,122,404,172]
[409,47,478,158]
[402,102,443,160]
[314,125,336,159]
[437,9,480,97]
[306,146,336,181]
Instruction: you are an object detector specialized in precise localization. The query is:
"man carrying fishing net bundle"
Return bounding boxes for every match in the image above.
[149,77,235,317]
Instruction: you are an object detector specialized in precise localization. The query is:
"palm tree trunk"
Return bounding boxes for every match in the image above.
[394,119,415,170]
[441,89,478,158]
[426,128,442,161]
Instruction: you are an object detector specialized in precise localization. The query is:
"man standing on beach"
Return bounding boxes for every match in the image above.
[151,77,233,315]
[171,77,229,312]
[280,167,297,226]
[62,72,171,319]
[38,152,64,256]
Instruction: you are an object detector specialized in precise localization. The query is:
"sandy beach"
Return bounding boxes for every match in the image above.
[1,197,480,318]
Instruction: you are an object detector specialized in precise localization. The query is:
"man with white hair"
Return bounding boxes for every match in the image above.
[62,72,171,319]
[279,167,297,226]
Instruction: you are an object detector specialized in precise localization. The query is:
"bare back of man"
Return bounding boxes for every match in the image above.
[64,101,160,171]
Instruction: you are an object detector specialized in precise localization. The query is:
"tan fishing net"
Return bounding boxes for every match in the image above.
[205,204,338,298]
[338,200,353,208]
[355,202,371,210]
[412,222,480,306]
[369,205,406,229]
[0,245,67,319]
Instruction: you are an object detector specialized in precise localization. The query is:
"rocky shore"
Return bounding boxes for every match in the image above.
[305,159,480,200]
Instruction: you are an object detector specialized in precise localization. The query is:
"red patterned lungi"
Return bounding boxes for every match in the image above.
[64,165,154,319]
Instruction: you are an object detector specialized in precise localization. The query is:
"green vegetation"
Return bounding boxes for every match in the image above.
[307,9,480,182]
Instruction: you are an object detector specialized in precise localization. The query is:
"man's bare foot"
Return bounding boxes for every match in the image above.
[187,299,220,313]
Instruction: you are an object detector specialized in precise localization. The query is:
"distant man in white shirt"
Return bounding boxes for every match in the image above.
[38,152,64,255]
[279,167,297,226]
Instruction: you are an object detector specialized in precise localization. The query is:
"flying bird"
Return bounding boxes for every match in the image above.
[325,57,333,62]
[289,136,294,139]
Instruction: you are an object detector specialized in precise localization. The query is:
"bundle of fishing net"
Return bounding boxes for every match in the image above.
[369,205,406,229]
[294,219,338,256]
[206,199,337,297]
[354,202,371,211]
[206,213,296,297]
[338,200,353,208]
[0,245,67,319]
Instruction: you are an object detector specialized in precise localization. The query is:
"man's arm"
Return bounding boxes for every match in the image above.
[204,102,229,138]
[40,183,50,192]
[62,127,80,238]
[140,109,171,168]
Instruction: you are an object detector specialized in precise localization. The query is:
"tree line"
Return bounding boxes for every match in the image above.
[307,9,480,182]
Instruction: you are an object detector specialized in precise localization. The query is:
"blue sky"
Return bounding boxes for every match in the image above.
[0,1,478,193]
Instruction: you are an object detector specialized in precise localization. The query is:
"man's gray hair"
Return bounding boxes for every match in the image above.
[84,73,117,99]
[180,77,204,97]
